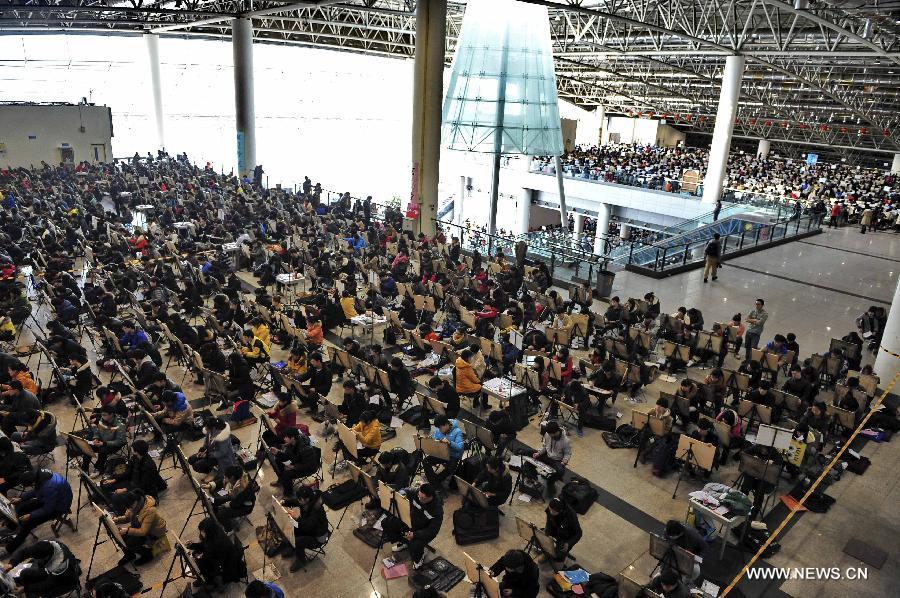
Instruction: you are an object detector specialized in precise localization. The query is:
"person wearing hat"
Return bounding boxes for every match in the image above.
[4,469,73,552]
[647,567,690,598]
[189,417,237,479]
[488,549,540,598]
[543,497,582,566]
[0,436,32,494]
[81,404,127,476]
[6,539,80,596]
[113,491,168,566]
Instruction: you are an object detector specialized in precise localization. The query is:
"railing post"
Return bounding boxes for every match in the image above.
[755,227,762,246]
[795,218,802,234]
[654,249,660,270]
[721,236,729,255]
[682,243,690,265]
[628,241,635,264]
[550,253,556,277]
[739,231,746,250]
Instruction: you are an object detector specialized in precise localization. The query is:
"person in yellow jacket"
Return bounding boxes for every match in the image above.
[250,318,270,351]
[454,349,482,403]
[340,290,359,320]
[240,329,270,366]
[336,410,381,469]
[0,316,14,341]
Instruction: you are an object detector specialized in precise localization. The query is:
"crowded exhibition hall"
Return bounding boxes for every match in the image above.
[0,1,899,598]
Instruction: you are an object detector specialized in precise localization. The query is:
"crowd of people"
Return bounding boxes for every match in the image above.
[532,143,900,214]
[0,149,894,598]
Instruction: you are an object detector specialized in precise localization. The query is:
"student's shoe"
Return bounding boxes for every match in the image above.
[392,543,406,553]
[703,278,708,283]
[712,276,718,281]
[216,401,231,412]
[576,428,584,438]
[412,556,427,570]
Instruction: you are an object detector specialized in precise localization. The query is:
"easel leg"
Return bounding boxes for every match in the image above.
[85,518,104,581]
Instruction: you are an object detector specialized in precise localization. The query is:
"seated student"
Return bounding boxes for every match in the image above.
[455,349,483,407]
[305,316,324,349]
[262,394,300,447]
[388,357,415,412]
[587,358,619,406]
[384,483,443,569]
[428,376,460,419]
[648,568,690,598]
[0,380,40,435]
[688,419,721,474]
[783,365,813,405]
[468,343,489,381]
[335,410,381,470]
[152,389,194,439]
[555,380,591,437]
[499,333,521,375]
[267,428,319,496]
[118,320,149,356]
[297,352,332,410]
[474,299,498,337]
[284,485,330,571]
[4,469,73,553]
[210,465,258,531]
[115,491,168,566]
[337,380,366,427]
[544,497,582,566]
[552,348,574,388]
[11,408,57,456]
[674,378,700,424]
[187,517,246,592]
[486,409,517,458]
[7,539,80,597]
[130,349,159,389]
[664,520,705,579]
[80,405,127,475]
[531,421,571,496]
[601,296,624,334]
[488,549,540,598]
[423,415,464,489]
[283,346,308,378]
[472,456,512,507]
[142,371,183,405]
[702,368,728,414]
[651,397,671,420]
[245,580,286,598]
[240,328,270,367]
[94,385,129,421]
[222,351,254,411]
[66,353,95,403]
[102,439,167,511]
[0,437,32,495]
[189,417,236,479]
[374,449,412,490]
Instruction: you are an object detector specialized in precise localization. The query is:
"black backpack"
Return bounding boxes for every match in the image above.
[561,477,598,515]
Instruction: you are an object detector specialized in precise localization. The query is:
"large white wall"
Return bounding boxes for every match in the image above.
[0,104,113,168]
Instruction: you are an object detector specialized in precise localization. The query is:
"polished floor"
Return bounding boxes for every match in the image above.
[19,224,900,598]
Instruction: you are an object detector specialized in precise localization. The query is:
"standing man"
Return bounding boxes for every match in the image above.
[744,298,768,363]
[712,199,722,222]
[703,233,721,283]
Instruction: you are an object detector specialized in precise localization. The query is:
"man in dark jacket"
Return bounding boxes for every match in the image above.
[489,549,540,598]
[0,437,32,494]
[298,352,332,410]
[384,483,443,569]
[268,428,319,497]
[8,539,80,596]
[287,486,329,571]
[703,233,721,283]
[544,497,582,565]
[5,469,73,552]
[473,456,512,507]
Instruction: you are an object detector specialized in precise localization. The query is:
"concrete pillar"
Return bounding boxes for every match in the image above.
[702,55,746,203]
[411,0,446,236]
[516,189,531,235]
[554,155,569,230]
[757,138,771,158]
[593,203,610,255]
[232,18,256,178]
[891,153,900,174]
[874,276,900,386]
[144,34,165,152]
[620,223,631,240]
[573,212,585,235]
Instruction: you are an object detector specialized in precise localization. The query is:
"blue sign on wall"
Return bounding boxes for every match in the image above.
[806,153,818,165]
[236,131,245,173]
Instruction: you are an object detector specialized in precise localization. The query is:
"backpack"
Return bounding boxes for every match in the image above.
[650,435,678,477]
[560,477,598,515]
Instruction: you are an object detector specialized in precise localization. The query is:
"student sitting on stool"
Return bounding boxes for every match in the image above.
[423,415,464,490]
[543,497,582,567]
[3,469,73,553]
[114,491,168,567]
[473,456,512,507]
[488,549,540,598]
[384,483,443,570]
[6,539,80,597]
[531,421,571,497]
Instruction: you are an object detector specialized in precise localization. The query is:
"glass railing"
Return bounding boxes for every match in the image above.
[626,213,825,273]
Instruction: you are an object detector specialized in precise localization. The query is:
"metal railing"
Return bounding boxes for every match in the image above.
[628,213,825,274]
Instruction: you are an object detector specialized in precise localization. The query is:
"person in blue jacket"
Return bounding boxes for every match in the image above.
[245,580,285,598]
[344,232,366,254]
[4,469,73,552]
[118,320,149,355]
[499,333,521,375]
[423,415,464,488]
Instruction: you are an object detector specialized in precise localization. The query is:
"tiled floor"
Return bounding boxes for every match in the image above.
[18,224,900,598]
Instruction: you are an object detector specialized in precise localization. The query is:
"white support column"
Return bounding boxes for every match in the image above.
[554,155,569,229]
[411,0,446,236]
[874,277,900,386]
[593,203,610,255]
[144,33,166,152]
[757,138,771,158]
[702,55,746,203]
[573,212,585,235]
[516,188,531,235]
[620,223,631,240]
[891,153,900,174]
[232,18,256,178]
